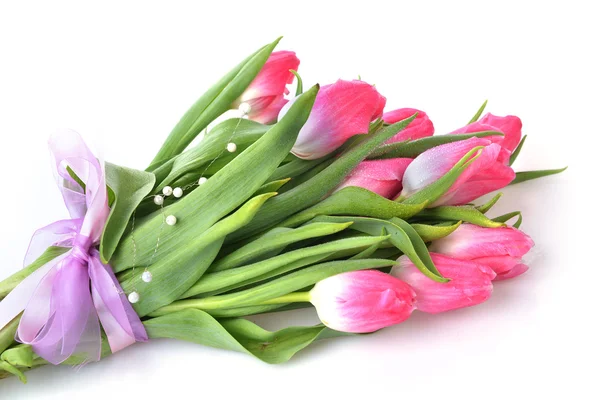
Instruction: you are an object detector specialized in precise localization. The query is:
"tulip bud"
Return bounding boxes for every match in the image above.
[382,108,434,143]
[235,51,300,124]
[279,79,386,159]
[399,137,515,206]
[451,113,523,158]
[309,270,416,333]
[334,158,413,199]
[429,224,535,280]
[391,253,495,313]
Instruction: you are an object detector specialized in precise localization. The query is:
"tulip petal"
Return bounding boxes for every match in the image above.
[281,79,386,159]
[400,138,496,200]
[335,158,413,198]
[392,253,495,314]
[383,108,434,143]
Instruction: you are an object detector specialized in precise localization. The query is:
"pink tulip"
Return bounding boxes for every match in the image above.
[334,158,413,199]
[235,51,300,124]
[382,108,434,143]
[309,270,416,333]
[399,137,516,206]
[429,224,535,280]
[451,113,523,156]
[391,253,495,314]
[279,79,386,159]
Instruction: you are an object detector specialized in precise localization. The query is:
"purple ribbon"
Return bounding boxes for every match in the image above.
[0,130,147,364]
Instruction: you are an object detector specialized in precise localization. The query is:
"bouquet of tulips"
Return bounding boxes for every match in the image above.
[0,38,565,383]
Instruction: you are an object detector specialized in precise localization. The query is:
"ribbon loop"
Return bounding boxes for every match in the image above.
[0,129,148,365]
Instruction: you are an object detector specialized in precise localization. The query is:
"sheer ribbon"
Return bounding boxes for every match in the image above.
[0,130,147,364]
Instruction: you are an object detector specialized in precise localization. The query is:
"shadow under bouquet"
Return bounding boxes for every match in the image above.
[0,38,565,383]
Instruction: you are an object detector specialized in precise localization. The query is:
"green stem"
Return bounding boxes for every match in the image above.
[259,292,311,305]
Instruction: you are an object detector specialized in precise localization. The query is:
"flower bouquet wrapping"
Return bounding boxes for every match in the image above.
[0,38,566,383]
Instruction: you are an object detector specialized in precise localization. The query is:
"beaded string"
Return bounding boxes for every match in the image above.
[124,103,251,303]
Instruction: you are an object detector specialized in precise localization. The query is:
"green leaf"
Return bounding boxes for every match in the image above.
[183,235,388,297]
[227,115,419,242]
[151,258,396,315]
[313,216,448,282]
[111,86,319,271]
[399,146,484,205]
[290,69,303,96]
[0,315,20,355]
[151,118,269,188]
[492,211,523,228]
[144,309,347,364]
[211,222,354,272]
[120,193,278,316]
[253,178,291,196]
[368,131,503,160]
[476,193,503,214]
[279,186,427,228]
[468,100,488,123]
[66,166,86,192]
[149,37,282,167]
[411,221,462,242]
[268,157,328,182]
[100,163,156,263]
[510,167,568,185]
[415,205,505,228]
[509,135,527,166]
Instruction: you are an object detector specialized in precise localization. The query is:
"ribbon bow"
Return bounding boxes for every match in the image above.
[0,130,147,364]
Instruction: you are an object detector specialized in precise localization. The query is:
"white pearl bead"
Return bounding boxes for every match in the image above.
[128,291,140,303]
[173,187,183,198]
[238,102,252,115]
[165,215,177,226]
[198,177,208,185]
[142,270,153,283]
[153,195,164,205]
[227,142,237,153]
[162,186,173,196]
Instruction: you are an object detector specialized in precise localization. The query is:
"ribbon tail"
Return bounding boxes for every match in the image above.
[17,253,101,365]
[89,255,148,354]
[0,253,69,332]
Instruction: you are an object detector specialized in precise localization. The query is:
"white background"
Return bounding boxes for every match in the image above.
[0,1,596,399]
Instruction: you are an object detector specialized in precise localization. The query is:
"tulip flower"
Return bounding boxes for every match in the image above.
[382,108,434,143]
[391,254,495,314]
[279,79,386,159]
[399,137,515,206]
[451,113,523,158]
[334,158,413,199]
[309,270,416,333]
[234,51,300,124]
[429,224,535,280]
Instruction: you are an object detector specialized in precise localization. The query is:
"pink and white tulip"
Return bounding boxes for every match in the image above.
[391,254,495,314]
[334,158,413,199]
[451,113,523,162]
[310,270,416,333]
[383,108,434,143]
[399,137,516,206]
[279,79,386,160]
[429,224,535,280]
[235,51,300,124]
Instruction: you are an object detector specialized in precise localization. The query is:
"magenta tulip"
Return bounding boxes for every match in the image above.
[279,79,386,159]
[399,137,516,206]
[429,224,535,280]
[334,158,413,198]
[235,51,300,124]
[309,270,416,333]
[382,108,434,143]
[391,253,495,314]
[451,113,523,156]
